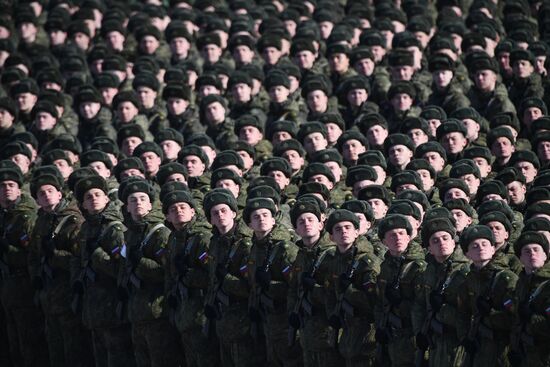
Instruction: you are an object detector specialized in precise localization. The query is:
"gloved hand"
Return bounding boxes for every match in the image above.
[476,296,492,316]
[375,328,390,344]
[416,333,430,351]
[461,338,477,354]
[255,267,271,290]
[215,263,228,282]
[429,291,445,312]
[518,301,532,323]
[301,272,316,291]
[385,284,402,306]
[338,273,352,291]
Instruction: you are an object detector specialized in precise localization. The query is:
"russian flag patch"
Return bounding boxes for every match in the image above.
[20,233,29,245]
[155,248,166,256]
[282,265,291,275]
[111,246,121,255]
[545,306,550,316]
[363,281,375,292]
[198,251,208,264]
[240,264,248,276]
[120,243,127,258]
[503,299,513,310]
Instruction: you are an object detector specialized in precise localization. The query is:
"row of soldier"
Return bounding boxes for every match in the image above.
[0,149,549,367]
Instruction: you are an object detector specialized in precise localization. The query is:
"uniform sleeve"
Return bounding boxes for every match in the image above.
[50,215,84,271]
[27,224,43,279]
[135,227,170,284]
[268,241,298,301]
[345,255,380,316]
[221,239,251,300]
[89,224,125,279]
[456,277,473,341]
[485,271,518,332]
[183,232,212,290]
[411,273,429,334]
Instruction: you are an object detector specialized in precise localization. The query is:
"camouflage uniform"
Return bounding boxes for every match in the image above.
[412,249,470,367]
[287,232,344,367]
[75,201,136,367]
[77,113,117,152]
[165,218,220,367]
[375,241,427,367]
[0,193,49,366]
[457,255,518,367]
[508,73,544,111]
[204,221,266,367]
[466,83,517,120]
[326,240,381,367]
[510,261,550,367]
[121,209,183,367]
[427,81,471,115]
[167,107,205,137]
[248,224,300,367]
[28,198,93,367]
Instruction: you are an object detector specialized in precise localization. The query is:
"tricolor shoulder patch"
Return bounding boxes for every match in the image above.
[240,264,248,277]
[503,299,513,311]
[198,251,208,264]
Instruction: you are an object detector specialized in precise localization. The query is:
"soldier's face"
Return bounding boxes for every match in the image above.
[249,208,275,237]
[167,202,195,228]
[79,102,101,120]
[513,60,534,79]
[0,180,21,206]
[367,125,388,146]
[486,221,509,249]
[35,112,57,131]
[367,199,387,219]
[127,192,152,220]
[330,221,359,252]
[466,239,495,265]
[239,126,263,146]
[37,185,62,212]
[407,129,429,147]
[346,89,368,107]
[281,151,304,172]
[160,140,181,161]
[429,231,456,261]
[515,161,537,183]
[89,161,111,179]
[140,152,162,176]
[215,179,240,199]
[16,92,37,113]
[474,70,497,92]
[116,101,139,123]
[441,132,467,154]
[122,137,143,157]
[520,244,548,273]
[166,98,189,116]
[389,145,413,167]
[451,209,472,233]
[232,45,254,65]
[53,159,73,180]
[460,174,480,196]
[329,53,350,73]
[472,158,491,178]
[0,108,14,129]
[383,228,410,256]
[272,131,293,145]
[307,90,328,113]
[294,50,316,69]
[491,137,515,158]
[269,86,290,104]
[355,213,370,235]
[267,171,290,190]
[325,123,343,146]
[82,188,109,214]
[295,213,323,240]
[303,133,328,155]
[137,87,157,109]
[324,162,342,183]
[169,37,190,57]
[444,188,469,203]
[390,93,413,111]
[140,36,159,55]
[506,181,526,205]
[354,58,375,77]
[231,83,251,103]
[432,70,453,89]
[342,139,366,162]
[417,169,434,191]
[209,204,236,232]
[183,156,205,177]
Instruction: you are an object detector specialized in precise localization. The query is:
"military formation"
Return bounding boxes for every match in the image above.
[1,0,550,367]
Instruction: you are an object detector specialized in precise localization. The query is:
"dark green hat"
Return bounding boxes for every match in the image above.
[81,149,113,169]
[162,83,191,101]
[112,90,140,110]
[243,197,277,224]
[212,150,244,171]
[357,184,391,204]
[476,180,508,202]
[178,144,209,166]
[117,124,146,145]
[357,113,388,133]
[490,112,520,133]
[303,162,335,183]
[341,200,375,222]
[312,149,343,165]
[266,120,298,141]
[384,133,415,154]
[495,167,526,185]
[406,159,436,178]
[260,157,292,178]
[477,200,514,223]
[450,161,481,179]
[421,105,447,121]
[510,150,540,169]
[357,150,387,169]
[391,170,423,192]
[235,114,263,134]
[318,113,346,131]
[436,118,467,140]
[388,199,421,220]
[298,121,327,142]
[400,117,431,136]
[264,70,290,90]
[523,218,550,232]
[480,211,512,233]
[439,178,470,198]
[326,209,359,234]
[132,72,160,92]
[487,126,515,147]
[415,141,447,161]
[444,198,475,217]
[387,81,416,100]
[247,185,281,204]
[31,173,63,199]
[510,49,535,66]
[162,190,196,214]
[121,179,155,203]
[346,165,377,187]
[378,214,412,238]
[463,146,492,163]
[421,218,456,246]
[1,141,32,160]
[428,54,455,72]
[397,190,430,211]
[526,187,550,206]
[211,168,242,187]
[0,168,23,186]
[155,128,184,147]
[273,139,305,157]
[42,149,72,166]
[460,225,495,253]
[75,176,108,203]
[514,231,549,257]
[388,49,414,67]
[297,182,331,202]
[133,142,163,160]
[67,168,96,193]
[525,203,550,221]
[290,199,322,227]
[337,130,368,151]
[203,188,238,221]
[157,162,188,187]
[113,157,145,181]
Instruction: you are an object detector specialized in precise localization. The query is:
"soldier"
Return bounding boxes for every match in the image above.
[508,49,544,111]
[384,133,415,175]
[234,115,273,163]
[265,69,303,124]
[27,172,93,367]
[0,168,49,366]
[244,198,300,366]
[457,225,518,367]
[375,214,427,366]
[162,83,204,137]
[427,53,470,115]
[356,113,389,152]
[178,144,211,202]
[118,179,184,367]
[163,190,219,367]
[412,218,470,367]
[510,150,540,187]
[0,97,25,147]
[287,199,343,367]
[73,175,136,367]
[133,72,167,136]
[202,189,265,366]
[509,231,550,367]
[325,209,381,366]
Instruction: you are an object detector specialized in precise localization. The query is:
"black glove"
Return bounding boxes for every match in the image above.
[462,338,477,354]
[429,291,445,312]
[338,273,352,291]
[215,263,228,282]
[518,301,532,323]
[375,328,390,344]
[86,238,99,254]
[385,284,402,306]
[416,333,430,351]
[301,272,316,292]
[255,267,271,290]
[476,296,492,316]
[32,276,43,291]
[288,311,302,329]
[328,314,342,329]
